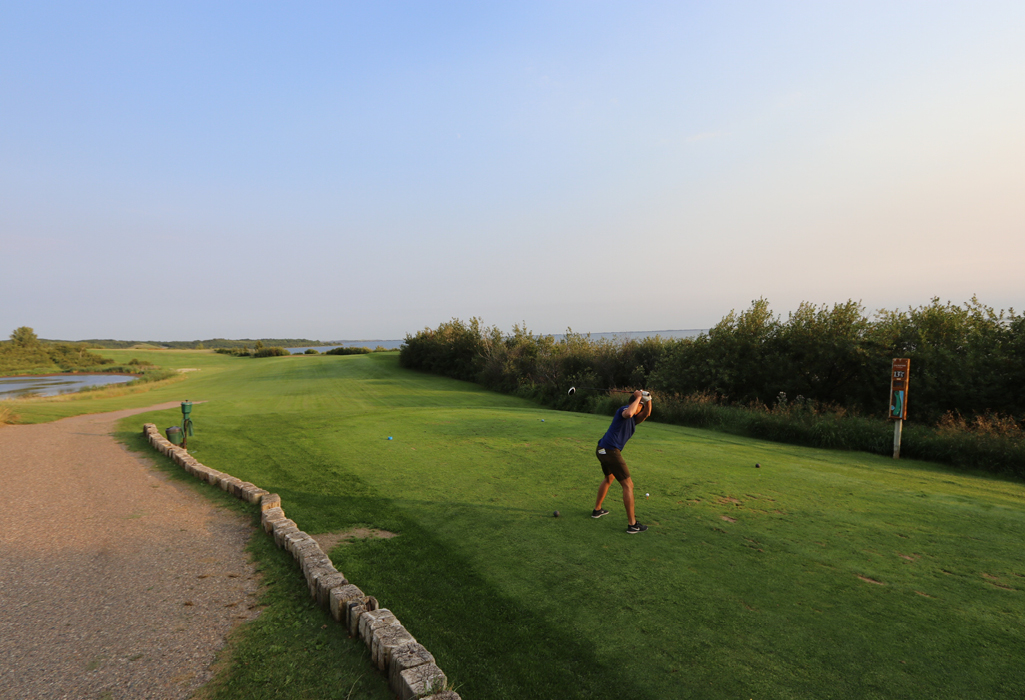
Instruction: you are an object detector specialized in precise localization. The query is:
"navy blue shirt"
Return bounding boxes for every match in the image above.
[597,406,636,451]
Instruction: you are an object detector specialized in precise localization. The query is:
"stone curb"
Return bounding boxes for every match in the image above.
[142,423,461,700]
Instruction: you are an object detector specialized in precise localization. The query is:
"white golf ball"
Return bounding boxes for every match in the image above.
[646,493,650,497]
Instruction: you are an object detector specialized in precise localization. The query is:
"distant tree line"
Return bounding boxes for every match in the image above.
[399,299,1025,476]
[214,343,384,358]
[400,298,1025,424]
[73,337,331,350]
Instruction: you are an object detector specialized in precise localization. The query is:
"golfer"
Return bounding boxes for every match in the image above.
[592,390,652,533]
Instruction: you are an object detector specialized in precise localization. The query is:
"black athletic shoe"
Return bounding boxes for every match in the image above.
[591,508,610,519]
[626,521,648,534]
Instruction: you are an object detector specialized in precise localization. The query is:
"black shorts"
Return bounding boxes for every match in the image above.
[596,444,631,482]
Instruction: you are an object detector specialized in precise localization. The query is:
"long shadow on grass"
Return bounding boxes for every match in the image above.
[277,487,659,700]
[116,430,396,700]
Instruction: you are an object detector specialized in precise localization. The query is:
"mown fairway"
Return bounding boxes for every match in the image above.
[10,350,1025,699]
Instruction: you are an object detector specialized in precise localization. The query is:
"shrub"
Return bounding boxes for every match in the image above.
[304,348,320,355]
[325,346,371,356]
[0,329,115,374]
[254,346,288,357]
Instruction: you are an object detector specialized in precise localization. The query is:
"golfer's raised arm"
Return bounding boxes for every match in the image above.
[622,391,644,418]
[636,394,653,424]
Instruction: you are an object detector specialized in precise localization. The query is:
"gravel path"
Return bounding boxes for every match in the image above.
[0,403,260,700]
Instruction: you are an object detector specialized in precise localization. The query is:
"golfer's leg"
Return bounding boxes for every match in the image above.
[595,474,614,510]
[621,477,636,524]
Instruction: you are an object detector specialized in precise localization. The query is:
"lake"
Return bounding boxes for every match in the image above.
[0,374,136,399]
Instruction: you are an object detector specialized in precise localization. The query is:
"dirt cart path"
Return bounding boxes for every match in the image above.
[0,403,259,700]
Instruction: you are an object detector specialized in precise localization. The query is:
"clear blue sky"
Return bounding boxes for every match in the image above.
[2,2,1023,341]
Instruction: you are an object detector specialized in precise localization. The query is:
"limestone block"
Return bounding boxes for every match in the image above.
[316,572,348,608]
[239,484,257,501]
[291,539,321,563]
[373,622,416,671]
[261,507,286,533]
[388,643,436,694]
[283,531,312,556]
[297,543,327,565]
[272,523,299,549]
[215,475,237,492]
[328,584,364,623]
[347,601,367,637]
[260,493,282,511]
[305,563,338,599]
[284,532,311,557]
[271,517,296,532]
[301,554,332,580]
[304,555,331,578]
[293,537,323,560]
[205,470,225,486]
[397,663,447,700]
[358,608,397,647]
[244,487,268,504]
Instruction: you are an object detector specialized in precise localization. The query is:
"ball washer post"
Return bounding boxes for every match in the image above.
[181,400,194,449]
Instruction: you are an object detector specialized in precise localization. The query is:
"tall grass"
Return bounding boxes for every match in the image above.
[0,405,17,426]
[641,392,1025,479]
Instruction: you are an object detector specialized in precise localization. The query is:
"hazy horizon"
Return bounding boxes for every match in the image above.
[3,2,1023,340]
[28,327,709,345]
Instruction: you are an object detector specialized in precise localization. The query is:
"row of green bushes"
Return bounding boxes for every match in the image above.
[215,344,290,358]
[399,300,1025,479]
[215,345,386,358]
[324,346,372,355]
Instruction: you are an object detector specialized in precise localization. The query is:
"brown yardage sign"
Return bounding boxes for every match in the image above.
[889,358,910,420]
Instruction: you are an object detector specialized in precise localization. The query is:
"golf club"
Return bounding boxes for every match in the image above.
[568,386,650,398]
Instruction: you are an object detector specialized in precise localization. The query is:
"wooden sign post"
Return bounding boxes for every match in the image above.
[889,358,910,458]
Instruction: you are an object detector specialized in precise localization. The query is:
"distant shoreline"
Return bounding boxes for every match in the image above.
[39,329,710,351]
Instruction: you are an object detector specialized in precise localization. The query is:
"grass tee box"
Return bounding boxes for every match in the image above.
[88,352,1024,700]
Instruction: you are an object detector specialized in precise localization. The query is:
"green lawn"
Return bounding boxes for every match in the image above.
[9,350,1025,699]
